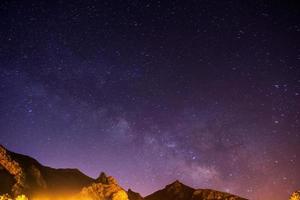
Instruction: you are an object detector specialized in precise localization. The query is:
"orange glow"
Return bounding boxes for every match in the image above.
[0,189,129,200]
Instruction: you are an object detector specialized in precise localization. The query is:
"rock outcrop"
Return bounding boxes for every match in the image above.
[0,145,126,200]
[77,172,129,200]
[290,190,300,200]
[0,145,27,196]
[78,182,128,200]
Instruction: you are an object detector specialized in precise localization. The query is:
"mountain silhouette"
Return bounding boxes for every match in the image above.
[0,145,247,200]
[145,180,246,200]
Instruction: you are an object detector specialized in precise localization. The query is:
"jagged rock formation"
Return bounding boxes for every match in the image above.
[78,182,128,200]
[0,145,247,200]
[144,180,247,200]
[76,172,128,200]
[0,144,94,197]
[0,145,126,200]
[96,172,110,184]
[290,190,300,200]
[0,146,26,196]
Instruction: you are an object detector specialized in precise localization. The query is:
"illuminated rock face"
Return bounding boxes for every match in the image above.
[112,191,128,200]
[0,145,49,196]
[290,191,300,200]
[0,146,26,196]
[0,194,28,200]
[78,176,129,200]
[14,195,28,200]
[0,145,129,200]
[0,194,11,200]
[0,145,50,196]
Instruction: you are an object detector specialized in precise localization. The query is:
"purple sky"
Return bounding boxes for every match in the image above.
[0,1,300,199]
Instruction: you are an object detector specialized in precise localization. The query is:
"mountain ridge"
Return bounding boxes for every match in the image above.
[144,180,246,200]
[0,145,248,200]
[0,145,96,197]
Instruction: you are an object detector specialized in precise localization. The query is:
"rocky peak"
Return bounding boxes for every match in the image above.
[166,180,183,188]
[165,180,193,194]
[96,172,109,184]
[79,172,127,200]
[145,180,195,200]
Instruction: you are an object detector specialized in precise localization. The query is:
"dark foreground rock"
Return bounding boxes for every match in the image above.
[145,180,247,200]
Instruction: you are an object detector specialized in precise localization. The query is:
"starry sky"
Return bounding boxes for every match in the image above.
[0,1,300,200]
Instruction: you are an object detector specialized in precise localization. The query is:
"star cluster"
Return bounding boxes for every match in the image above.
[0,1,300,200]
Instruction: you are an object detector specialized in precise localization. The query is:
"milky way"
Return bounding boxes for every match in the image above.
[0,1,300,200]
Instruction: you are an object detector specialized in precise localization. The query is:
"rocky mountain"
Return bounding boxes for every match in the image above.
[145,180,194,200]
[0,145,247,200]
[145,180,246,200]
[0,145,127,200]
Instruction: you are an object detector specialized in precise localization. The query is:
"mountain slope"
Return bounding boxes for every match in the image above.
[145,181,247,200]
[145,180,195,200]
[127,189,144,200]
[0,145,126,199]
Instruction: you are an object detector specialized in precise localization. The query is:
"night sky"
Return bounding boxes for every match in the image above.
[0,1,300,200]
